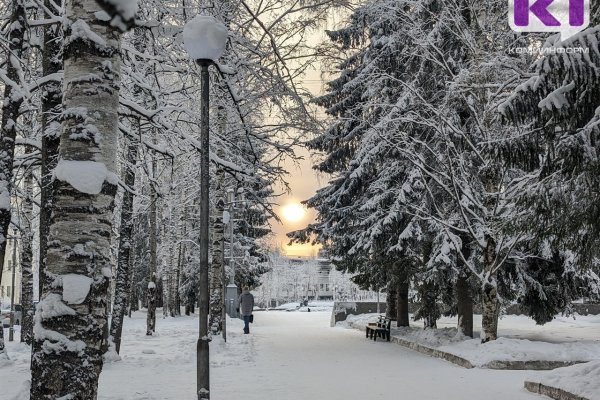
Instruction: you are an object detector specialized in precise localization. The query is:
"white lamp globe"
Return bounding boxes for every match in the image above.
[183,15,228,62]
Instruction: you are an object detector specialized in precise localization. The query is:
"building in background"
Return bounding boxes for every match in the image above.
[0,231,20,307]
[255,252,381,308]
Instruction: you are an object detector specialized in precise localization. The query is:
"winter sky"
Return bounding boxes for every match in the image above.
[271,25,339,257]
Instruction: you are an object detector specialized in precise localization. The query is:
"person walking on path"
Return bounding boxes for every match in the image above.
[238,286,254,334]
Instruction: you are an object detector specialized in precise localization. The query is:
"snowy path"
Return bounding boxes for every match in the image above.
[213,311,540,400]
[2,311,543,399]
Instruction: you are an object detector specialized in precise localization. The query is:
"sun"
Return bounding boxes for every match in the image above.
[281,203,306,223]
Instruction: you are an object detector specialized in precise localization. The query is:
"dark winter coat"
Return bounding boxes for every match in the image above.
[238,290,254,316]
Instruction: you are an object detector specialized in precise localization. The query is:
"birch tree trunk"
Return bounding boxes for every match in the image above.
[209,170,225,334]
[146,175,158,335]
[40,0,64,300]
[20,148,35,345]
[481,237,499,343]
[0,0,26,358]
[109,133,138,353]
[30,0,124,397]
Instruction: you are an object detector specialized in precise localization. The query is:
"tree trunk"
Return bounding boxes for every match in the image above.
[209,170,225,335]
[109,134,138,353]
[0,0,26,359]
[146,274,157,335]
[128,256,137,318]
[30,0,123,397]
[39,0,64,301]
[175,242,183,316]
[146,169,158,335]
[396,276,410,327]
[20,148,35,345]
[420,279,438,329]
[456,273,473,338]
[385,281,397,319]
[481,237,499,343]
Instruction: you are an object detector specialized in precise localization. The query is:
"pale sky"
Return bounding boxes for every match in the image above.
[271,78,327,257]
[269,10,350,257]
[269,24,337,257]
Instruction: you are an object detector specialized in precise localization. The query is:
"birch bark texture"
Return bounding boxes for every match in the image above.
[209,172,225,335]
[30,0,124,397]
[0,0,26,358]
[39,0,64,300]
[20,148,35,345]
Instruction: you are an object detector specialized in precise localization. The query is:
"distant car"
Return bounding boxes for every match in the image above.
[1,305,22,328]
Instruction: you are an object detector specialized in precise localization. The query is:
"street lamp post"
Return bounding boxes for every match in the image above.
[183,15,228,400]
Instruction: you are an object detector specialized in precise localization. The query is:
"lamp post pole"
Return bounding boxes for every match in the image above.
[183,15,228,400]
[197,60,211,400]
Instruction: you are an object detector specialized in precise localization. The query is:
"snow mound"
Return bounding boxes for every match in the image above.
[536,361,600,400]
[439,337,600,367]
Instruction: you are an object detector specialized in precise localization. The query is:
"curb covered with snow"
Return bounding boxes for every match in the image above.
[524,381,589,400]
[524,361,600,400]
[340,314,595,371]
[390,336,474,369]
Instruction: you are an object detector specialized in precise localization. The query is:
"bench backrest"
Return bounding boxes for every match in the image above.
[377,316,393,330]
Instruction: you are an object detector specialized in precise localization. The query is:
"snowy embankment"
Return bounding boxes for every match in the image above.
[340,313,600,368]
[342,312,600,398]
[529,361,600,400]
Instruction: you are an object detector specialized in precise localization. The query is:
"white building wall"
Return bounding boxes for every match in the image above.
[0,236,20,307]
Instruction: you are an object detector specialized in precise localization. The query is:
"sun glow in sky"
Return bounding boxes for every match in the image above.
[273,15,345,257]
[281,203,307,223]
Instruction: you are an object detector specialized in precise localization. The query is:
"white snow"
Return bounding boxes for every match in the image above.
[69,20,107,47]
[61,274,93,305]
[105,0,138,20]
[54,159,119,195]
[0,310,569,399]
[342,313,600,367]
[183,15,228,61]
[37,293,76,319]
[534,361,600,400]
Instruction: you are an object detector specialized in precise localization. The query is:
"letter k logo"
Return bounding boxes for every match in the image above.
[509,0,588,41]
[514,0,561,26]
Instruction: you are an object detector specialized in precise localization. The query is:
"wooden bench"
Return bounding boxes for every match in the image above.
[365,315,393,342]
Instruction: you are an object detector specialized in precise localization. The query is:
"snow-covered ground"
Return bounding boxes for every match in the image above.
[272,300,333,312]
[342,313,600,367]
[533,361,600,400]
[0,310,549,399]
